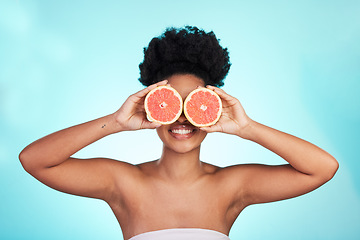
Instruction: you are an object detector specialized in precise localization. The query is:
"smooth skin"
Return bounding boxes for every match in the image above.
[19,74,339,240]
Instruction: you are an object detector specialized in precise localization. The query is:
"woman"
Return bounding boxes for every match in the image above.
[19,26,338,240]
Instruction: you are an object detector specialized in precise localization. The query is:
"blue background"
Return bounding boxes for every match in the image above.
[1,0,359,239]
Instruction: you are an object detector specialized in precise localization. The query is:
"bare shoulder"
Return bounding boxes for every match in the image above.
[79,157,141,178]
[210,163,266,194]
[201,161,222,174]
[215,163,283,184]
[104,158,149,182]
[200,163,254,209]
[207,163,251,177]
[103,157,140,170]
[136,159,158,168]
[110,159,167,184]
[102,159,151,202]
[199,162,249,185]
[196,162,254,179]
[218,163,271,175]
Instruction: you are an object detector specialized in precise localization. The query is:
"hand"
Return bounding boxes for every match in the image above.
[200,86,252,138]
[113,80,168,131]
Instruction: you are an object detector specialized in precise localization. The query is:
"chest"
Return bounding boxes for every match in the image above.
[113,177,237,227]
[138,184,225,218]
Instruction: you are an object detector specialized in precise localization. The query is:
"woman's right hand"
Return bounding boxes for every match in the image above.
[113,80,168,132]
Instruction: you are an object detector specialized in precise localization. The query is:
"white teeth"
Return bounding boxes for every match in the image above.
[171,129,192,135]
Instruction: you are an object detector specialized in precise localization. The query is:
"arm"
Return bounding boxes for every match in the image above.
[19,80,167,201]
[237,121,338,204]
[202,86,339,205]
[19,114,121,201]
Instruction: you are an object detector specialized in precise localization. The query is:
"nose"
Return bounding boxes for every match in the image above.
[177,112,188,123]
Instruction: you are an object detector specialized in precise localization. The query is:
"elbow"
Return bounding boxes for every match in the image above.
[19,148,35,174]
[322,156,339,182]
[331,157,340,177]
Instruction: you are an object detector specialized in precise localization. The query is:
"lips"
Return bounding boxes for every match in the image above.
[168,124,197,140]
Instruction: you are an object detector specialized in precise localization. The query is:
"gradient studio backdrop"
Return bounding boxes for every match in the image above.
[1,1,359,239]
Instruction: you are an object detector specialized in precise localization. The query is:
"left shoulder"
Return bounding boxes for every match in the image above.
[200,161,222,174]
[202,164,253,211]
[213,163,251,177]
[201,162,253,176]
[201,162,252,186]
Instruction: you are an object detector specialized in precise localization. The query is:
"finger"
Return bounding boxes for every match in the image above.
[141,120,162,129]
[150,122,162,129]
[132,80,169,101]
[200,124,222,133]
[137,103,145,112]
[138,111,162,129]
[206,85,235,102]
[145,80,169,94]
[154,79,169,87]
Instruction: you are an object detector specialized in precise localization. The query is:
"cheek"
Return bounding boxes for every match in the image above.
[197,130,207,142]
[156,126,168,142]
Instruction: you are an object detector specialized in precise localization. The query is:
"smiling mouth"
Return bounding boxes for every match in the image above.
[168,125,197,139]
[170,129,195,135]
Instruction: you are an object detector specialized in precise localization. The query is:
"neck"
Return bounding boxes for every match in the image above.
[156,145,203,182]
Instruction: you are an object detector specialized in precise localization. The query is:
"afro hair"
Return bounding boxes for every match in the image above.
[139,26,231,87]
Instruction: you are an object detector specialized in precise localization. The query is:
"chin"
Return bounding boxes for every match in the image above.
[156,124,207,154]
[164,141,202,154]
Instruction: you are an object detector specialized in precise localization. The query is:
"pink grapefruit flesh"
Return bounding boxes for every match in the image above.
[144,85,183,125]
[184,88,222,127]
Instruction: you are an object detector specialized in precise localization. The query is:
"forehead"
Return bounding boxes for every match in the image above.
[166,74,205,99]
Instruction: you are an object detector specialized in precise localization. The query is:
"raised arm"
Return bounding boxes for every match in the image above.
[19,80,167,201]
[236,121,338,204]
[201,86,339,205]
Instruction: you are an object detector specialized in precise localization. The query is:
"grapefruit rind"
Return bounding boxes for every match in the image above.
[184,88,222,127]
[144,85,183,125]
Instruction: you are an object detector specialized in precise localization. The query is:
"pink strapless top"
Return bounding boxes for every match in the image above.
[128,228,231,240]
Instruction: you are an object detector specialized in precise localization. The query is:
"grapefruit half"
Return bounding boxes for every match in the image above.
[184,88,222,127]
[144,85,183,125]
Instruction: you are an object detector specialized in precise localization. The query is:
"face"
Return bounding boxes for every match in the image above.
[156,74,207,154]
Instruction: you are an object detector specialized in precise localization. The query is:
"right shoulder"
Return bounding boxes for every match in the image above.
[110,159,157,174]
[107,159,155,201]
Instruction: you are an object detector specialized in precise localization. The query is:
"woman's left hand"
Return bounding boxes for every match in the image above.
[200,86,252,139]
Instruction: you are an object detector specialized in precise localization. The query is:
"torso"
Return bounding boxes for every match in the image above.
[106,160,247,240]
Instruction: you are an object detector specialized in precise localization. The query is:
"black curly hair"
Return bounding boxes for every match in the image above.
[139,26,231,87]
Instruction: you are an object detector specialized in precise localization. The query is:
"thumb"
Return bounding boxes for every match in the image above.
[141,121,162,129]
[200,124,221,133]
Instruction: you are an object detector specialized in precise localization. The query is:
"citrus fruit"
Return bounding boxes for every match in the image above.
[144,85,183,125]
[184,88,222,127]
